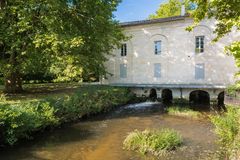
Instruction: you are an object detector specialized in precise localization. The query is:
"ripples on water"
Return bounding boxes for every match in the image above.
[0,102,217,160]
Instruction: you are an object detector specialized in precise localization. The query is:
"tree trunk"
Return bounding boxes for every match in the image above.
[4,51,23,93]
[4,72,23,93]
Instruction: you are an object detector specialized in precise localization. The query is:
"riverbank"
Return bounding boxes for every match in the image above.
[0,85,136,146]
[0,102,217,160]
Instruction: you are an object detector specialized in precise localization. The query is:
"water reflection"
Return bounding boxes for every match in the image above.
[0,103,217,160]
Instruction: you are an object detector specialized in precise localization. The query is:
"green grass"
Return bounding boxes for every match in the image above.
[123,129,183,156]
[167,106,201,118]
[210,106,240,159]
[0,83,89,105]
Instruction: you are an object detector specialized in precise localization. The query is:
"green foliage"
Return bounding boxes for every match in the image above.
[0,86,134,145]
[49,55,83,83]
[149,0,195,19]
[52,86,134,122]
[167,106,201,118]
[0,93,7,103]
[227,82,240,97]
[188,0,240,76]
[210,106,240,159]
[123,129,183,156]
[0,0,126,92]
[226,41,240,73]
[189,0,240,40]
[0,101,59,145]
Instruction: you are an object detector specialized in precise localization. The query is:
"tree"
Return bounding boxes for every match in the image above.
[149,0,195,19]
[187,0,240,74]
[0,0,126,93]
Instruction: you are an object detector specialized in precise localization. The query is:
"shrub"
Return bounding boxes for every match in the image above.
[210,106,240,159]
[52,86,134,122]
[123,129,183,156]
[0,101,59,145]
[167,106,201,118]
[0,94,7,103]
[0,85,135,146]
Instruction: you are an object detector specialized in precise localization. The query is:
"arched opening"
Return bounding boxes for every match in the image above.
[189,90,210,105]
[162,89,173,104]
[217,92,226,111]
[218,92,225,106]
[149,88,157,101]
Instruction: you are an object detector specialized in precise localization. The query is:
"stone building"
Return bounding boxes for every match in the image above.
[103,10,239,104]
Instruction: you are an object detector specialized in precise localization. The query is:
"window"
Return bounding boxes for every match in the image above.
[154,41,161,55]
[195,36,204,53]
[154,63,161,78]
[195,63,205,80]
[121,44,127,56]
[120,64,127,78]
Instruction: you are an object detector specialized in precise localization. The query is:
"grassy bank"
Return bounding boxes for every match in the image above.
[123,129,182,156]
[167,106,201,119]
[0,82,84,105]
[0,85,135,146]
[210,106,240,159]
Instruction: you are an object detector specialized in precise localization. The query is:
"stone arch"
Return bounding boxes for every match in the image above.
[150,34,169,42]
[148,34,169,55]
[149,88,157,101]
[189,90,210,105]
[192,25,213,54]
[193,25,213,38]
[217,91,225,106]
[162,89,173,104]
[118,39,134,57]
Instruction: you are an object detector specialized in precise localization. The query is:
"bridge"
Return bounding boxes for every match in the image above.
[111,83,225,105]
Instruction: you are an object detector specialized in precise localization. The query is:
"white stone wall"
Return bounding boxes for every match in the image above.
[103,18,239,88]
[130,87,224,101]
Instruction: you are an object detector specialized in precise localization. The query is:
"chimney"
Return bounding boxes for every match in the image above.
[180,0,185,16]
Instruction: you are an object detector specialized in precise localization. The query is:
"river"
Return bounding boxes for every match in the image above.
[0,102,217,160]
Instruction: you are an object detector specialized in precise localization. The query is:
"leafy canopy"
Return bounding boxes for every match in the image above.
[0,0,125,91]
[188,0,240,76]
[188,0,240,40]
[149,0,195,19]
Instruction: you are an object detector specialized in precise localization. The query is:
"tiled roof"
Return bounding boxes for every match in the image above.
[120,15,189,27]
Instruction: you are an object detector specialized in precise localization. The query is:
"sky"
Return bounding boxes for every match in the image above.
[114,0,166,22]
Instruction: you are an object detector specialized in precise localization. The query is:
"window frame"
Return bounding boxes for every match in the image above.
[195,63,205,80]
[154,63,161,78]
[154,40,162,55]
[121,43,127,57]
[120,64,127,78]
[195,36,205,53]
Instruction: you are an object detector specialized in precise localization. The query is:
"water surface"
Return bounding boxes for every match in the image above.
[0,102,217,160]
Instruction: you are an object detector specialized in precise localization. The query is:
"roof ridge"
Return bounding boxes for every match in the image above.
[120,15,190,27]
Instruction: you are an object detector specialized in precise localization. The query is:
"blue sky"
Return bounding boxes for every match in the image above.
[114,0,166,22]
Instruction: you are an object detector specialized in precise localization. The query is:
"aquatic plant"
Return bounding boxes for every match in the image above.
[123,129,183,156]
[167,106,201,118]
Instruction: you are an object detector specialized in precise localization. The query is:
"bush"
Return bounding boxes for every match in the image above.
[0,101,59,145]
[167,106,201,118]
[51,86,134,122]
[210,106,240,159]
[0,85,135,146]
[123,129,183,156]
